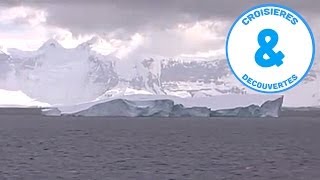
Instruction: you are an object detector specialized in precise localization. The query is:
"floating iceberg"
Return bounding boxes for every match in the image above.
[70,96,283,118]
[74,99,174,117]
[41,107,62,116]
[170,104,211,117]
[210,96,284,118]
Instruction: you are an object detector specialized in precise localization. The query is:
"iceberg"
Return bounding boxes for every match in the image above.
[59,94,282,114]
[70,96,283,118]
[74,99,174,117]
[210,96,284,118]
[171,104,211,117]
[41,107,62,116]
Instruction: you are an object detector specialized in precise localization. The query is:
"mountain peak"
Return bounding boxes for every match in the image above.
[39,39,63,50]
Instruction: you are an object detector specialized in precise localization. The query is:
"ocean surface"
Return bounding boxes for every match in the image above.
[0,114,319,180]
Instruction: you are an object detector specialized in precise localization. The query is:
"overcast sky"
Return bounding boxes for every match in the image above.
[0,0,319,59]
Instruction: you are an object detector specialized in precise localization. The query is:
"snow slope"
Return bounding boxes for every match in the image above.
[0,89,49,107]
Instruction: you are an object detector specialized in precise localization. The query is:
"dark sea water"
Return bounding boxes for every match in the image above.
[0,114,319,180]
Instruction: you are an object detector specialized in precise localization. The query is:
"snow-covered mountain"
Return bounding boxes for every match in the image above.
[0,38,164,105]
[162,59,320,107]
[0,37,319,107]
[161,59,246,96]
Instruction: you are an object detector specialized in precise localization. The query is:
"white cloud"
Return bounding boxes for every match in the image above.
[0,6,229,59]
[115,33,144,59]
[0,6,91,51]
[0,5,317,62]
[0,6,47,26]
[122,20,228,58]
[176,20,227,42]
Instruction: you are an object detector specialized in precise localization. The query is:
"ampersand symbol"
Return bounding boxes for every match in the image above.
[255,29,285,68]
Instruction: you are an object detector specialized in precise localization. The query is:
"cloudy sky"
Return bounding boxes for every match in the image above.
[0,0,319,59]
